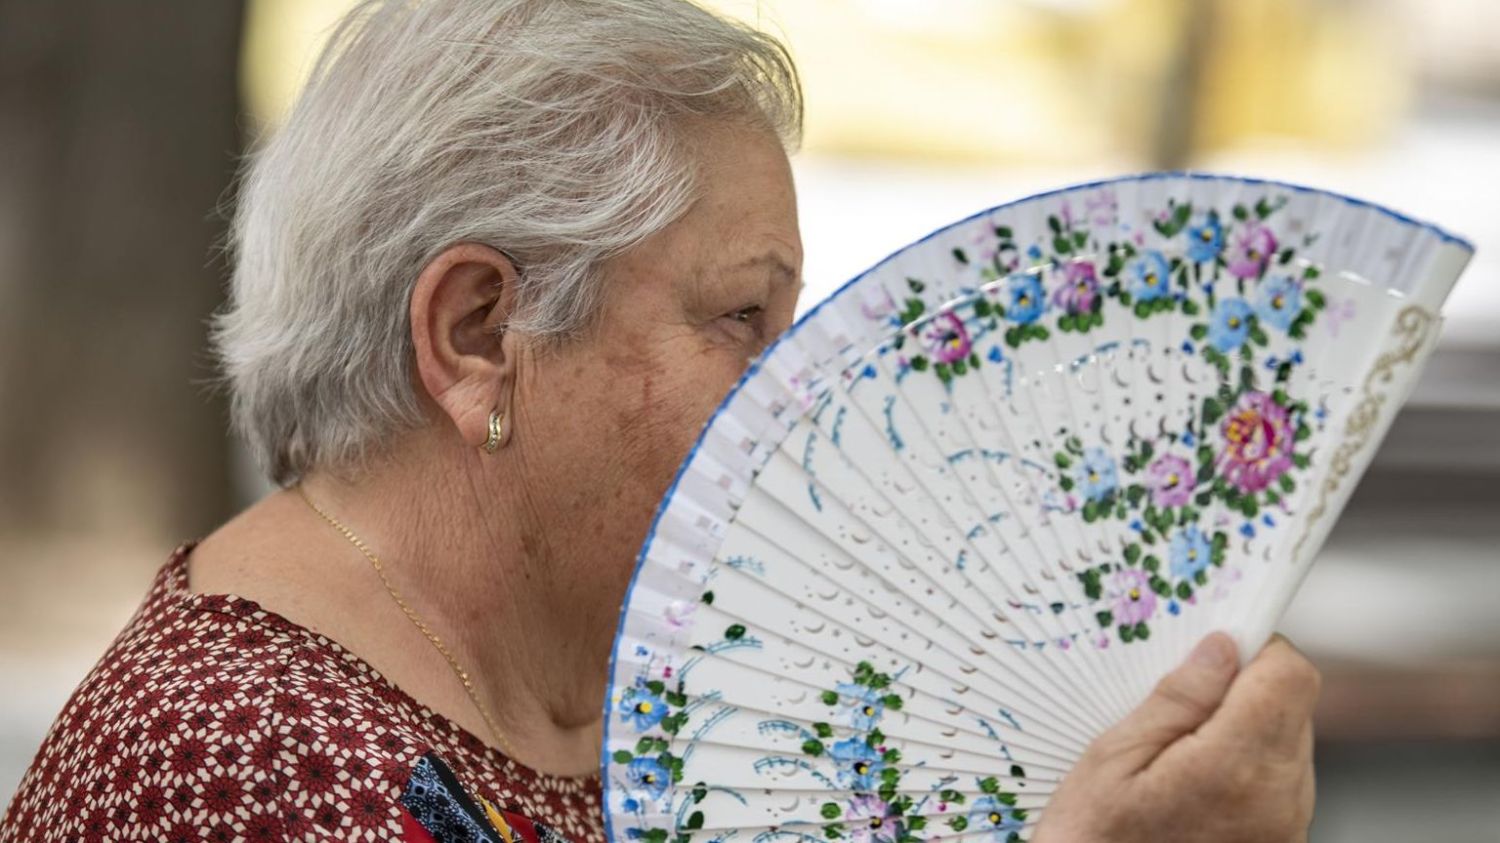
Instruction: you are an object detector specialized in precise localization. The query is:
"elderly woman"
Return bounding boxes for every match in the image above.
[0,1,1319,841]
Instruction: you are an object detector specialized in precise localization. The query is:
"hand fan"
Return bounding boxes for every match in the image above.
[600,173,1473,843]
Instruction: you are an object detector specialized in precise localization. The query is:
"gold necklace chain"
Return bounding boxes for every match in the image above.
[294,482,517,759]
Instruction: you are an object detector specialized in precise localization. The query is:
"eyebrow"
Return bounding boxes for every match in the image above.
[732,253,802,289]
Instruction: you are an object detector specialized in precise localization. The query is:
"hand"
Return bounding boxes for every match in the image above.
[1031,633,1320,843]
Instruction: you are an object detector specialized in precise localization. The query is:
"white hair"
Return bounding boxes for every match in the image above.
[210,0,802,487]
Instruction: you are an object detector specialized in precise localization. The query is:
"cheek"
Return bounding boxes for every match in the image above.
[609,359,729,501]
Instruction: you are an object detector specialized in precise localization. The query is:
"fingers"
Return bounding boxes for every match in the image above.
[1201,634,1322,759]
[1095,631,1241,772]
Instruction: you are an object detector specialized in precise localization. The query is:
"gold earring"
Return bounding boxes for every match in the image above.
[481,409,505,453]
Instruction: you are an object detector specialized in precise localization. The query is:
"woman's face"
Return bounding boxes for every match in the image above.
[509,120,802,666]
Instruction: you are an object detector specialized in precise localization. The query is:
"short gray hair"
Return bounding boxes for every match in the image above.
[210,0,802,486]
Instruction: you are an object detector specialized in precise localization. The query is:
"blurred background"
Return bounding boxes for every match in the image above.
[1,0,1496,839]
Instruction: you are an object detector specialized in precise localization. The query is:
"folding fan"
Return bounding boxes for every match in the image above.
[600,173,1474,843]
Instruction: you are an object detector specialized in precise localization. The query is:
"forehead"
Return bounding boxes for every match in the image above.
[678,120,802,271]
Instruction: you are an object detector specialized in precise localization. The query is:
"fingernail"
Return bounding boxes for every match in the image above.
[1189,633,1235,670]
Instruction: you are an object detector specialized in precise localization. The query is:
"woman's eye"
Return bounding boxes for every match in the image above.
[727,305,763,324]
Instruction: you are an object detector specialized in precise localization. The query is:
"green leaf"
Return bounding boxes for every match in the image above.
[820,690,839,706]
[1306,288,1326,309]
[821,803,842,820]
[935,362,952,384]
[612,750,633,764]
[995,225,1014,239]
[948,817,969,832]
[1190,323,1208,340]
[1143,554,1161,572]
[1292,453,1311,469]
[1059,476,1075,491]
[1176,581,1194,600]
[724,624,746,640]
[909,356,929,372]
[700,590,714,604]
[1054,236,1074,254]
[1004,327,1021,348]
[906,277,925,293]
[1124,544,1142,564]
[1010,764,1027,778]
[1119,623,1135,643]
[646,680,666,695]
[1095,610,1114,627]
[1047,215,1062,234]
[1082,500,1099,523]
[1059,313,1077,332]
[686,812,705,830]
[1233,204,1249,221]
[1134,301,1151,319]
[952,358,968,376]
[814,721,833,738]
[1055,452,1073,469]
[1202,397,1224,425]
[952,248,969,265]
[979,776,1000,794]
[1279,474,1296,492]
[1134,622,1151,641]
[801,739,824,756]
[881,693,904,710]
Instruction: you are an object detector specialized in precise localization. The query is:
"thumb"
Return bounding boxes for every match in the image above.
[1094,632,1240,773]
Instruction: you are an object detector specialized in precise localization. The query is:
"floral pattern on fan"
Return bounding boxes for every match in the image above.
[895,192,1331,644]
[799,661,1029,843]
[610,677,690,843]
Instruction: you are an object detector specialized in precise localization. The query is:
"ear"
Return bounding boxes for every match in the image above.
[409,242,522,451]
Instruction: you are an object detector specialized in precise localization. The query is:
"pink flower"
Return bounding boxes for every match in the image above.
[1220,391,1295,493]
[1085,188,1118,226]
[860,286,897,321]
[1051,261,1100,315]
[1145,454,1194,507]
[1109,568,1157,625]
[922,312,971,364]
[845,795,900,843]
[1225,221,1278,279]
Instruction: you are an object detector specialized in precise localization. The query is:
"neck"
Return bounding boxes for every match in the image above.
[298,432,606,776]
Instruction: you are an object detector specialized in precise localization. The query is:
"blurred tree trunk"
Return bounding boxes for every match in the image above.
[0,1,244,543]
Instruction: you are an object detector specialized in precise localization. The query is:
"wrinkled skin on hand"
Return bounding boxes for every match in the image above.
[1032,634,1320,843]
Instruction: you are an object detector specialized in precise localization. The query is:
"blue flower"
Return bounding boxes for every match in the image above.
[1255,274,1303,331]
[836,682,885,730]
[968,795,1026,838]
[618,687,667,731]
[1169,525,1212,580]
[1005,273,1046,324]
[829,737,883,790]
[1186,214,1224,262]
[1074,447,1118,502]
[1127,250,1172,302]
[626,757,671,800]
[1207,298,1254,352]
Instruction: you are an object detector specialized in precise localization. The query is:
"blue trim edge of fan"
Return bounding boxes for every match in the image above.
[597,170,1474,843]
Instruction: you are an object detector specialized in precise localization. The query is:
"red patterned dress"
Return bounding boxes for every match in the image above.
[0,541,605,843]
